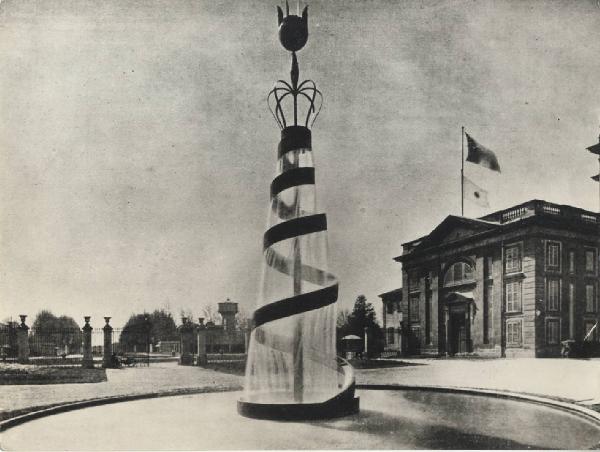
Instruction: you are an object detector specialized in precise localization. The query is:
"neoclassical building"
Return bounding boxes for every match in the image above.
[386,200,599,358]
[379,288,403,354]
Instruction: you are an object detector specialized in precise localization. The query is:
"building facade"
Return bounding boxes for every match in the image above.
[379,289,403,354]
[392,200,599,358]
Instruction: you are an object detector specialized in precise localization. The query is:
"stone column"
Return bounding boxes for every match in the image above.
[396,312,403,353]
[197,318,207,366]
[82,316,93,368]
[17,315,29,364]
[444,307,450,356]
[102,317,113,368]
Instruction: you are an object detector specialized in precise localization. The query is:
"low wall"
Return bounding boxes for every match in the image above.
[0,367,107,385]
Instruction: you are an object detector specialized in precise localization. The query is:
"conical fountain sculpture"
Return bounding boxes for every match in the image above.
[238,2,359,420]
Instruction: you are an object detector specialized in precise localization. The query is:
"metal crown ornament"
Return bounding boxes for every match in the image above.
[268,2,322,130]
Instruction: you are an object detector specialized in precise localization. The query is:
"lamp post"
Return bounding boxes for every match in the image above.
[144,314,150,366]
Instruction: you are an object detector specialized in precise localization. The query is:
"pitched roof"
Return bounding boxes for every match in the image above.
[378,288,403,300]
[402,215,499,256]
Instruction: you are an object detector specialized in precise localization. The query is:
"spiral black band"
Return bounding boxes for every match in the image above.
[263,213,327,250]
[253,284,338,330]
[271,167,315,198]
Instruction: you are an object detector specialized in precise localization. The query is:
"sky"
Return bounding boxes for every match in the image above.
[0,0,599,327]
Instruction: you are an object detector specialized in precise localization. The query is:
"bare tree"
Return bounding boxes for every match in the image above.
[179,308,194,323]
[336,308,350,329]
[201,304,221,324]
[236,305,251,330]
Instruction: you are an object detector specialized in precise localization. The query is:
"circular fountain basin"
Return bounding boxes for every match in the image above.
[3,389,600,450]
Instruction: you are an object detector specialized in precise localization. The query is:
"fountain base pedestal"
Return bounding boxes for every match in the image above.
[237,383,359,421]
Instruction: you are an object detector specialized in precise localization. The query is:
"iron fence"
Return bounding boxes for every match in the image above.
[26,327,85,366]
[205,329,246,354]
[0,323,178,367]
[0,319,254,367]
[379,350,402,359]
[206,352,246,364]
[0,323,18,361]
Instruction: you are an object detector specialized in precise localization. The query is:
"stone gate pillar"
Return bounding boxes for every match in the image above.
[102,317,113,368]
[17,315,29,364]
[179,318,195,366]
[82,316,93,368]
[197,318,207,366]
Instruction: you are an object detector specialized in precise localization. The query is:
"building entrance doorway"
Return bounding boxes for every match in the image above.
[449,307,467,354]
[445,301,472,355]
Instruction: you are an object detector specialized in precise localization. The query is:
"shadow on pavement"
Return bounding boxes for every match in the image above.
[349,359,427,369]
[310,409,538,450]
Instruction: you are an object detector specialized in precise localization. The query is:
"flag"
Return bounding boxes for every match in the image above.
[592,174,599,182]
[463,175,490,208]
[465,133,501,172]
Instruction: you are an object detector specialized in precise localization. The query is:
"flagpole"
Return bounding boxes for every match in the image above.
[461,126,465,216]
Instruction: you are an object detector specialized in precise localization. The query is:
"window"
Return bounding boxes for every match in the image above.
[584,321,598,342]
[546,241,561,271]
[505,245,522,273]
[568,251,576,274]
[409,294,420,322]
[386,328,395,344]
[443,262,474,286]
[546,319,560,345]
[546,278,561,311]
[505,281,522,312]
[386,302,395,315]
[506,319,522,347]
[586,284,597,313]
[585,248,597,274]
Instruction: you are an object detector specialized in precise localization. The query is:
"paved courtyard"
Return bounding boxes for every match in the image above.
[2,358,600,420]
[354,357,600,405]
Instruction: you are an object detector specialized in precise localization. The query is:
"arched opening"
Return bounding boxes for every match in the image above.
[443,261,474,287]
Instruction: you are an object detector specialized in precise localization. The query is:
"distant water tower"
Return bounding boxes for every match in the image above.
[218,299,238,331]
